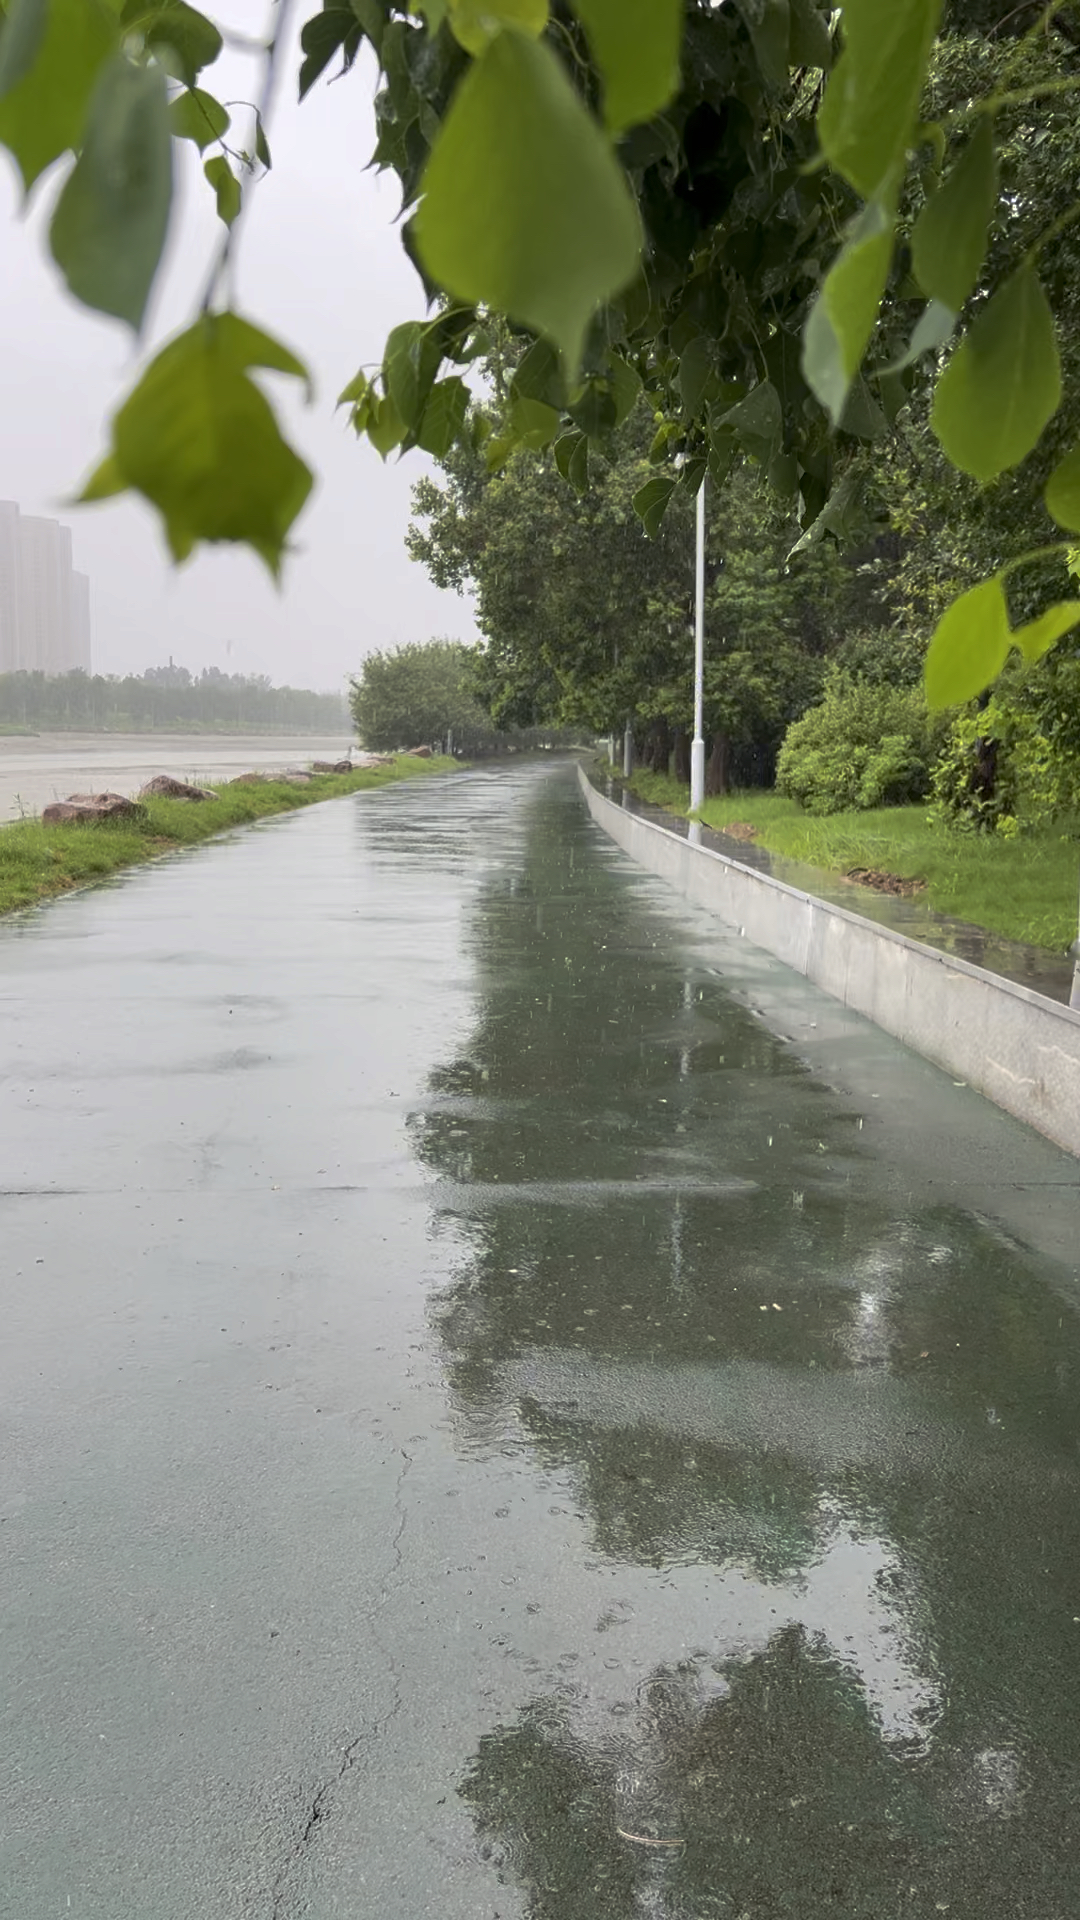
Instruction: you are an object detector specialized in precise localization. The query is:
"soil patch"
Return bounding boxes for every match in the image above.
[846,866,927,898]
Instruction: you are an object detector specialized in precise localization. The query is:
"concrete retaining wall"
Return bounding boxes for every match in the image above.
[579,766,1080,1159]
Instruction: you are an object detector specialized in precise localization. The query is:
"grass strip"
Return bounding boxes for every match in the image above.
[616,769,1080,954]
[0,756,458,918]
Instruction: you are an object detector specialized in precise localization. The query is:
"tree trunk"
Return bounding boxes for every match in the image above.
[971,693,998,807]
[644,714,671,774]
[672,727,691,784]
[705,733,732,797]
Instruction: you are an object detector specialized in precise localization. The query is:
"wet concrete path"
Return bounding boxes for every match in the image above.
[3,761,1080,1919]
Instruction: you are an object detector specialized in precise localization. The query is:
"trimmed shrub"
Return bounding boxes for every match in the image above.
[776,671,941,815]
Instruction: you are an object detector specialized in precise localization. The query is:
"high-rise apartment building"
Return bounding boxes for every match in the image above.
[0,502,92,674]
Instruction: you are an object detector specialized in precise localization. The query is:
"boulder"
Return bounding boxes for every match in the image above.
[404,745,433,758]
[43,792,146,825]
[138,774,219,801]
[227,772,270,786]
[311,759,354,774]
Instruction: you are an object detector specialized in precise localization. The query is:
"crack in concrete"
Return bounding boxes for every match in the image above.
[270,1444,413,1918]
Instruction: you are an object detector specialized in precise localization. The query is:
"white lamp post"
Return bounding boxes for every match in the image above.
[689,474,706,814]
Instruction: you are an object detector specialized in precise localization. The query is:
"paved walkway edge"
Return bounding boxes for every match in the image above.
[579,764,1080,1159]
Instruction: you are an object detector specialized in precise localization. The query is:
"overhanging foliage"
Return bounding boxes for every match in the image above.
[2,0,1080,697]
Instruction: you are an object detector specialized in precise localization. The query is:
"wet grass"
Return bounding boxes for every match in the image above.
[617,769,1080,953]
[0,756,458,917]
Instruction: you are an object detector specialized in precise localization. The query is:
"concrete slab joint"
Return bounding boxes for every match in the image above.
[578,764,1080,1160]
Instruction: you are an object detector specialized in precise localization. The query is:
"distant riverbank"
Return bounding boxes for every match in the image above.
[0,754,458,917]
[0,723,347,737]
[0,732,365,823]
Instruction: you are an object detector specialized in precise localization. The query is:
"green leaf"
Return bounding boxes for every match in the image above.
[383,319,444,430]
[77,452,126,502]
[0,0,114,190]
[568,376,617,437]
[679,335,715,419]
[553,428,588,493]
[169,85,229,149]
[367,391,405,457]
[924,574,1010,707]
[877,368,909,424]
[0,0,47,97]
[413,28,642,377]
[511,336,565,408]
[679,453,706,496]
[350,0,387,46]
[708,426,737,489]
[214,312,314,397]
[104,312,313,573]
[121,1,222,86]
[484,431,515,472]
[881,297,955,374]
[633,473,676,537]
[649,416,682,464]
[734,0,790,89]
[802,195,893,424]
[788,465,862,555]
[415,375,470,456]
[931,266,1061,483]
[50,58,171,331]
[413,0,448,29]
[347,391,374,437]
[509,394,559,447]
[204,152,241,226]
[1045,445,1080,534]
[912,116,997,313]
[838,373,886,440]
[788,0,831,69]
[298,7,359,98]
[569,0,681,133]
[717,379,782,456]
[818,0,941,198]
[449,0,547,56]
[1011,601,1080,665]
[768,451,799,497]
[606,352,641,426]
[337,367,371,406]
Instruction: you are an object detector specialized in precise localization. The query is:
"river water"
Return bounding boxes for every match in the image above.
[0,731,359,820]
[3,761,1079,1918]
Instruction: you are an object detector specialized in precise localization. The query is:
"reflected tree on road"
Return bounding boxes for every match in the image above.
[407,774,1080,1916]
[461,1618,1080,1920]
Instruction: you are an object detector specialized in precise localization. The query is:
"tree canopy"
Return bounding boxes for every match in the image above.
[407,414,871,786]
[3,0,1080,700]
[349,634,579,750]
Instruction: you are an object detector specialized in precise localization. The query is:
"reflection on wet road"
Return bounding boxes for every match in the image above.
[3,761,1080,1918]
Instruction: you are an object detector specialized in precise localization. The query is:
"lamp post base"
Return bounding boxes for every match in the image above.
[689,737,705,815]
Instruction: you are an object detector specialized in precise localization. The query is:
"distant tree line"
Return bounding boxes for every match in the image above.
[350,640,585,755]
[0,669,350,735]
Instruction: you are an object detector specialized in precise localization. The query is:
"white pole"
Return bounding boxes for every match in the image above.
[689,475,706,814]
[1060,871,1068,1013]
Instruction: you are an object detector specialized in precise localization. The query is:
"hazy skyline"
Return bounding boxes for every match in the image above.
[0,3,478,690]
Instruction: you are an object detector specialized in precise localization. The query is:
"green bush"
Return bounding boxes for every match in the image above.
[926,696,1069,835]
[776,671,941,815]
[829,625,926,689]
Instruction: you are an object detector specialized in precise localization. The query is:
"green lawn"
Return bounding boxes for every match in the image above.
[0,756,458,917]
[619,770,1080,953]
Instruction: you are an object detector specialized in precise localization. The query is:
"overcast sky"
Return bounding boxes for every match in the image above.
[0,1,478,690]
